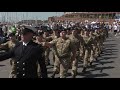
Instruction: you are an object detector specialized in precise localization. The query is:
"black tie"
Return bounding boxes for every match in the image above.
[22,45,27,53]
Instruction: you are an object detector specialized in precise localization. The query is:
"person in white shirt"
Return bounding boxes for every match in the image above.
[113,23,118,36]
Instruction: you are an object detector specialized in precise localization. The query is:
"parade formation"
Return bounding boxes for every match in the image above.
[0,12,120,78]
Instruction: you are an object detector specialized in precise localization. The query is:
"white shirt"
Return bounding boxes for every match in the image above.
[113,25,118,30]
[23,42,29,46]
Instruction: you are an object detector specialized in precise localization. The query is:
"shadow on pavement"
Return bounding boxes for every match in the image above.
[0,65,5,67]
[102,57,117,60]
[75,66,113,78]
[105,40,115,42]
[89,66,114,72]
[105,43,117,46]
[82,73,109,78]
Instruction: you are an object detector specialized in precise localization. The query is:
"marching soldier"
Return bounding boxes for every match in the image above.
[0,33,19,78]
[0,26,48,78]
[99,29,105,53]
[50,28,60,63]
[36,30,46,45]
[80,30,85,61]
[69,28,83,78]
[45,29,76,78]
[93,29,101,58]
[35,30,46,78]
[43,30,52,65]
[89,30,97,65]
[82,30,94,72]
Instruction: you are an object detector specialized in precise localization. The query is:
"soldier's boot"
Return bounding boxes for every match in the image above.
[82,67,87,73]
[71,70,76,78]
[101,51,104,54]
[89,62,93,66]
[98,53,101,57]
[51,71,56,78]
[72,74,76,78]
[38,72,41,78]
[95,57,98,61]
[89,55,94,66]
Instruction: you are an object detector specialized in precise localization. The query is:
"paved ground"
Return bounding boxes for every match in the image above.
[0,32,120,78]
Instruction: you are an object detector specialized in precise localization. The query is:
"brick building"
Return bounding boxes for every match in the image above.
[48,12,120,24]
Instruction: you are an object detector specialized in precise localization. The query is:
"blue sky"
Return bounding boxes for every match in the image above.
[0,12,64,22]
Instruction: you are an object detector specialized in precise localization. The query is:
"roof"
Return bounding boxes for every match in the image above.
[64,12,120,15]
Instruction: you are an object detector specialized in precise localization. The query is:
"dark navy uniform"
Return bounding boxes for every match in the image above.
[0,26,48,78]
[0,41,47,78]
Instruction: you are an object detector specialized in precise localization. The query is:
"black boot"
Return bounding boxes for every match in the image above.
[72,74,76,78]
[95,58,98,61]
[101,51,104,54]
[51,72,56,78]
[82,67,87,73]
[98,54,100,57]
[71,70,76,78]
[89,62,93,66]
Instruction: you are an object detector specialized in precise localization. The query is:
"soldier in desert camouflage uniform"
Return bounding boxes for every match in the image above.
[82,30,94,72]
[45,29,76,78]
[0,33,19,78]
[93,29,101,58]
[69,27,83,78]
[89,30,97,65]
[79,30,85,61]
[43,30,52,65]
[49,28,60,64]
[99,29,105,54]
[35,30,46,78]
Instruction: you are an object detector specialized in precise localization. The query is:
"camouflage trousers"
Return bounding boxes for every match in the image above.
[95,43,101,57]
[45,48,50,65]
[80,46,84,61]
[100,41,104,52]
[90,45,96,61]
[51,49,55,64]
[9,59,17,78]
[83,48,91,67]
[71,51,80,76]
[53,55,71,78]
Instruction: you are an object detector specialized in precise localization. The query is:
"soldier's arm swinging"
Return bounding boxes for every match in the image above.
[0,48,14,61]
[0,42,8,50]
[44,39,57,48]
